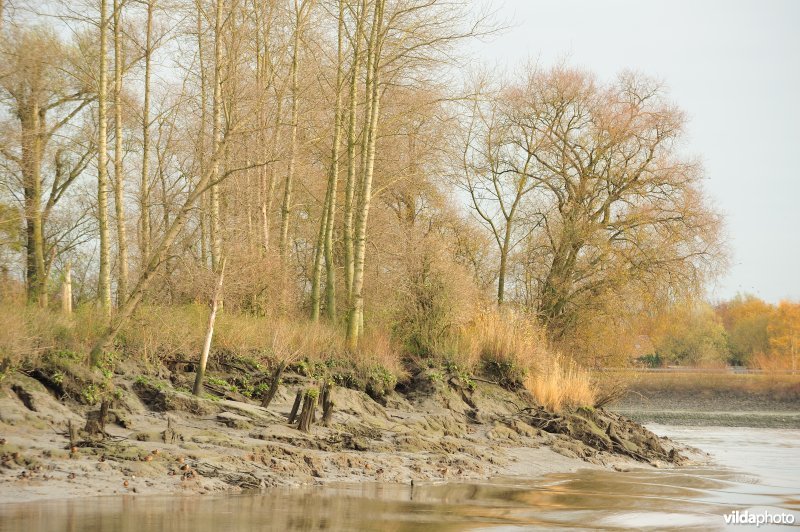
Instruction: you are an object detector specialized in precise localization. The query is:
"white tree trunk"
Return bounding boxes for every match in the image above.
[193,259,226,396]
[98,0,112,317]
[113,0,129,304]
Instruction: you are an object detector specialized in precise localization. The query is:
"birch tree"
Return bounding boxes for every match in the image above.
[139,0,156,267]
[0,29,93,306]
[97,0,112,315]
[278,0,314,258]
[112,0,129,303]
[310,0,346,321]
[209,0,224,270]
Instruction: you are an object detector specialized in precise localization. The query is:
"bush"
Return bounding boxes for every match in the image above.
[390,238,479,364]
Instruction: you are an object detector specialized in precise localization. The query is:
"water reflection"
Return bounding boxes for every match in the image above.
[1,426,798,531]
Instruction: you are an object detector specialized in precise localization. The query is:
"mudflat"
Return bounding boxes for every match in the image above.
[0,367,694,504]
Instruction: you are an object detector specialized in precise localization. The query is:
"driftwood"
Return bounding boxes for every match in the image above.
[67,420,77,448]
[194,462,263,490]
[162,417,180,444]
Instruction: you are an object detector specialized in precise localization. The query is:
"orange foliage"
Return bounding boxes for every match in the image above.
[765,300,800,371]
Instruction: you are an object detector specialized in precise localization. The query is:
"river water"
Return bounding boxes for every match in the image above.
[1,425,798,531]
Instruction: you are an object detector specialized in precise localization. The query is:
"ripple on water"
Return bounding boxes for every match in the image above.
[1,425,799,531]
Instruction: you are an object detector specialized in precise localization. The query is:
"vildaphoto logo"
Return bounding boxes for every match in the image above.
[723,510,796,527]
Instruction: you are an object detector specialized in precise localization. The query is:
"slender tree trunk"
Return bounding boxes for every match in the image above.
[309,193,327,321]
[209,0,224,271]
[193,259,226,396]
[497,225,511,305]
[140,0,154,266]
[311,1,343,320]
[98,0,112,317]
[196,0,209,267]
[343,0,365,303]
[61,262,72,315]
[21,108,47,307]
[323,0,346,321]
[346,0,383,348]
[279,0,304,258]
[263,97,283,253]
[113,0,129,304]
[90,131,232,364]
[351,0,377,337]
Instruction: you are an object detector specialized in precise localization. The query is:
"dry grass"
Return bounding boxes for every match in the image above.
[0,299,411,394]
[353,329,408,383]
[753,351,796,372]
[121,304,206,364]
[524,354,596,412]
[626,369,800,402]
[0,301,90,373]
[459,308,599,410]
[0,302,36,373]
[461,308,549,386]
[120,303,409,388]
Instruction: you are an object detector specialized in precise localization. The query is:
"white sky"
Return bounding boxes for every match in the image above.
[468,0,800,303]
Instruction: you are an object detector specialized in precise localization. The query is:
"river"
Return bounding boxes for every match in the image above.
[1,425,798,531]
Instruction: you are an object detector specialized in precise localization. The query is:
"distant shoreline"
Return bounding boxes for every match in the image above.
[609,370,800,428]
[610,408,800,429]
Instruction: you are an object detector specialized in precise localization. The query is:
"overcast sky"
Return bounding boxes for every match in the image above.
[468,0,800,303]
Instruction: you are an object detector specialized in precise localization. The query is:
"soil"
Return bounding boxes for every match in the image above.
[0,364,699,504]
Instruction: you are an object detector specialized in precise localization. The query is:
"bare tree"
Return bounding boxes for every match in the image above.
[498,67,723,338]
[278,0,315,258]
[457,79,541,305]
[311,0,346,322]
[0,28,93,306]
[112,0,129,303]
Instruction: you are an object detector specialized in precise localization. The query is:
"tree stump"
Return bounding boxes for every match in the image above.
[287,390,303,424]
[321,383,334,427]
[261,361,286,409]
[298,389,318,433]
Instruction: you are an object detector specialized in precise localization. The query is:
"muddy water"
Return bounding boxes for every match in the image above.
[1,426,798,531]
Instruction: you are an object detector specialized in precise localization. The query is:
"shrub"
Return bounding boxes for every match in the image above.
[390,239,479,363]
[592,371,631,408]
